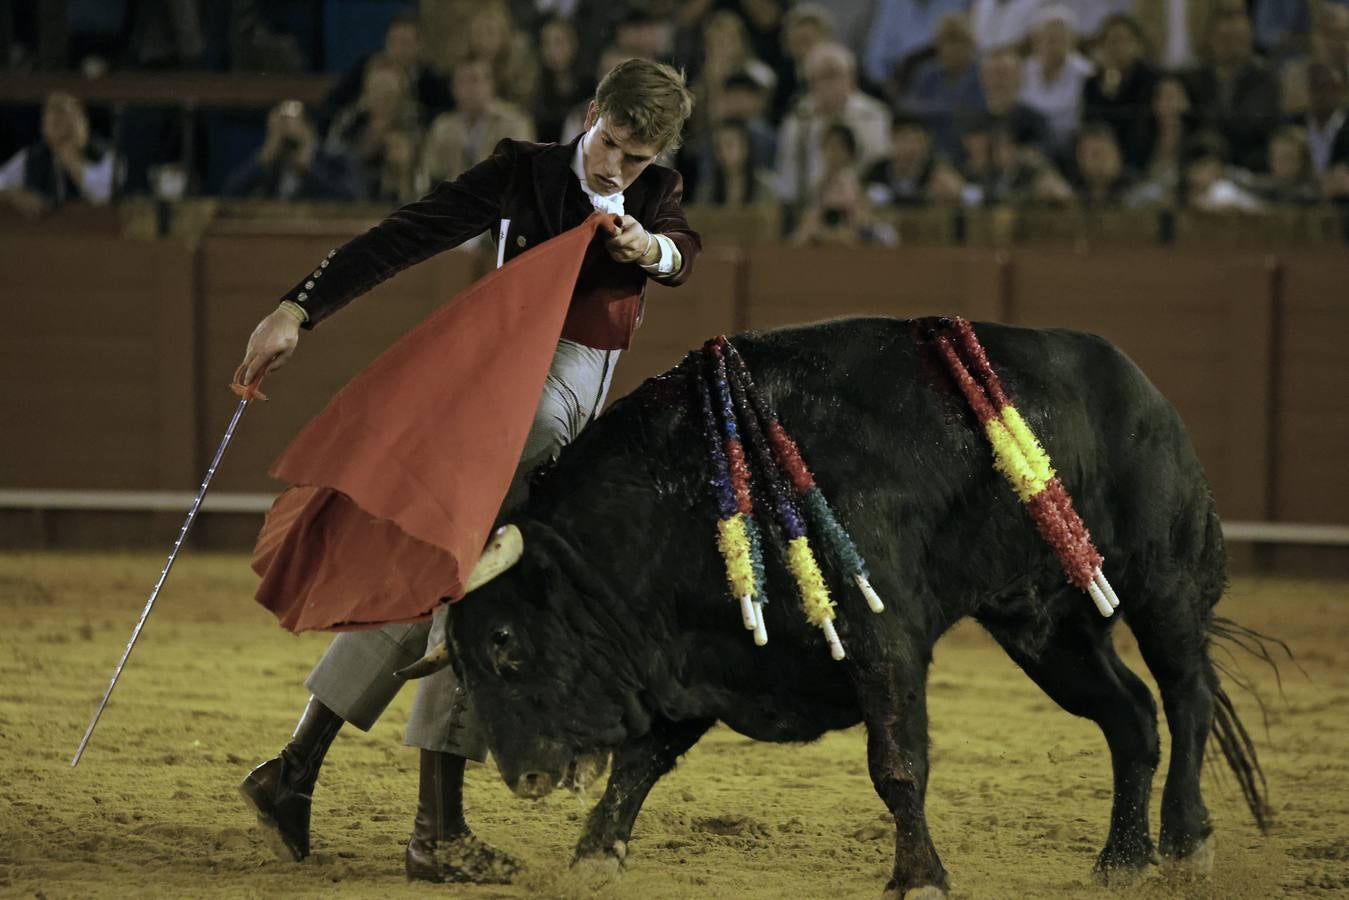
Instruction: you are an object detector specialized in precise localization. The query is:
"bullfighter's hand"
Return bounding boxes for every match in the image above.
[240,308,301,386]
[604,215,661,266]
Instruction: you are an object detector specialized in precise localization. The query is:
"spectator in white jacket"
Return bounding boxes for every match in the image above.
[778,42,892,206]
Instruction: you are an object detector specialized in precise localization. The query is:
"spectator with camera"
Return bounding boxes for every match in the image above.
[221,100,363,201]
[791,123,898,245]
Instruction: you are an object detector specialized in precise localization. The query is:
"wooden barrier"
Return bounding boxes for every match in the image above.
[1273,253,1349,524]
[0,229,1344,567]
[742,244,1004,329]
[1006,249,1277,521]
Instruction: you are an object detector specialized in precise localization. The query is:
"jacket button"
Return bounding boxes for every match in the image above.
[516,235,527,247]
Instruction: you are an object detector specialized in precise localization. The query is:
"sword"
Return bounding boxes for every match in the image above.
[72,369,266,767]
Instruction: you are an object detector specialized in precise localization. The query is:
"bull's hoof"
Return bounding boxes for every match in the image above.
[406,831,520,884]
[1161,834,1215,878]
[881,884,947,900]
[1092,833,1159,887]
[571,841,626,885]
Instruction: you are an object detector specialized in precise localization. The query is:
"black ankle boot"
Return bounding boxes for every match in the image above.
[238,697,343,861]
[405,749,520,884]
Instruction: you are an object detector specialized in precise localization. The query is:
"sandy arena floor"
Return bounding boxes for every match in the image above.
[0,553,1345,899]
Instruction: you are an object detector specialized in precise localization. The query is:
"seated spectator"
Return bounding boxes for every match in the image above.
[1185,10,1280,171]
[776,42,892,207]
[0,92,118,216]
[325,54,422,198]
[693,118,776,207]
[971,0,1047,51]
[958,117,1073,205]
[612,8,676,61]
[1279,4,1349,117]
[1129,74,1197,207]
[978,46,1052,157]
[690,10,778,148]
[1072,0,1135,41]
[864,0,972,103]
[714,72,780,167]
[863,112,948,206]
[1298,63,1349,177]
[420,57,534,184]
[222,100,363,201]
[1180,131,1263,209]
[316,11,451,136]
[374,128,423,204]
[1134,0,1239,71]
[467,2,539,109]
[905,13,984,162]
[1070,123,1135,207]
[685,71,780,201]
[791,124,898,245]
[1252,125,1321,204]
[1020,5,1095,155]
[773,3,835,121]
[532,14,593,144]
[1253,0,1313,59]
[1082,14,1159,172]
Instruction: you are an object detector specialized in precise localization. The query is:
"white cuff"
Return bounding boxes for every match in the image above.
[641,233,676,275]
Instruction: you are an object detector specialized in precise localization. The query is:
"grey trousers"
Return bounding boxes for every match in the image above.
[303,339,619,759]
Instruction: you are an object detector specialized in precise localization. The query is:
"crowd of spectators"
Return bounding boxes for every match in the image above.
[2,0,1348,242]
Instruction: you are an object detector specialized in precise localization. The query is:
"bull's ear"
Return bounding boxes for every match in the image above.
[465,525,524,593]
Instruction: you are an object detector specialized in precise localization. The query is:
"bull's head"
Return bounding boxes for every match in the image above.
[400,522,649,800]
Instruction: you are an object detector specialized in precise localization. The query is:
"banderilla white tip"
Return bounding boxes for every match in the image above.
[1093,569,1121,610]
[738,594,757,630]
[854,573,885,613]
[821,618,846,660]
[1086,580,1114,617]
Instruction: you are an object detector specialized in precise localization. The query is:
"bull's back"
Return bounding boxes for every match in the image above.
[555,317,1222,738]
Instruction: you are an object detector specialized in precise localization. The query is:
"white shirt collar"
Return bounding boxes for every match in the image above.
[572,124,625,216]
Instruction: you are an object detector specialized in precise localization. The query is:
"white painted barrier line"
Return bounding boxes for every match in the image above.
[1,493,1348,546]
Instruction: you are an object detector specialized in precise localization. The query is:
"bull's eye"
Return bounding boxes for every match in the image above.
[487,625,519,676]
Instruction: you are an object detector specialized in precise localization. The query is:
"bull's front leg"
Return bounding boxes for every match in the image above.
[573,716,714,875]
[850,654,948,900]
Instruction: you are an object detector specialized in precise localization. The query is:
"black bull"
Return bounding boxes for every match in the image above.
[437,318,1271,896]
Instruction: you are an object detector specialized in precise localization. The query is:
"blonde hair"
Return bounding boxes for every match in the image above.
[595,58,694,151]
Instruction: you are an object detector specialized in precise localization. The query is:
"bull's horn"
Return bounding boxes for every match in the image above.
[394,641,449,680]
[465,524,524,592]
[394,525,524,680]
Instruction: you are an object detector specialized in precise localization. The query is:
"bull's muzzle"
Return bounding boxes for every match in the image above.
[394,524,523,680]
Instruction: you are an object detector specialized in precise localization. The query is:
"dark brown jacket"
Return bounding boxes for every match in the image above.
[281,137,701,349]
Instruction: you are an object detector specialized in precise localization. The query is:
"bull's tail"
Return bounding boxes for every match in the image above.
[1206,616,1292,833]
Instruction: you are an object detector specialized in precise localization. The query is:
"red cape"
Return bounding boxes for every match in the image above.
[252,213,627,633]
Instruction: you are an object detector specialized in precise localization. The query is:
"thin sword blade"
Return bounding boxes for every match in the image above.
[71,397,252,767]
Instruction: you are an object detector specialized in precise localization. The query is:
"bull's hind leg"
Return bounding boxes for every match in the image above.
[850,653,948,899]
[991,617,1160,881]
[573,716,714,873]
[1126,605,1216,870]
